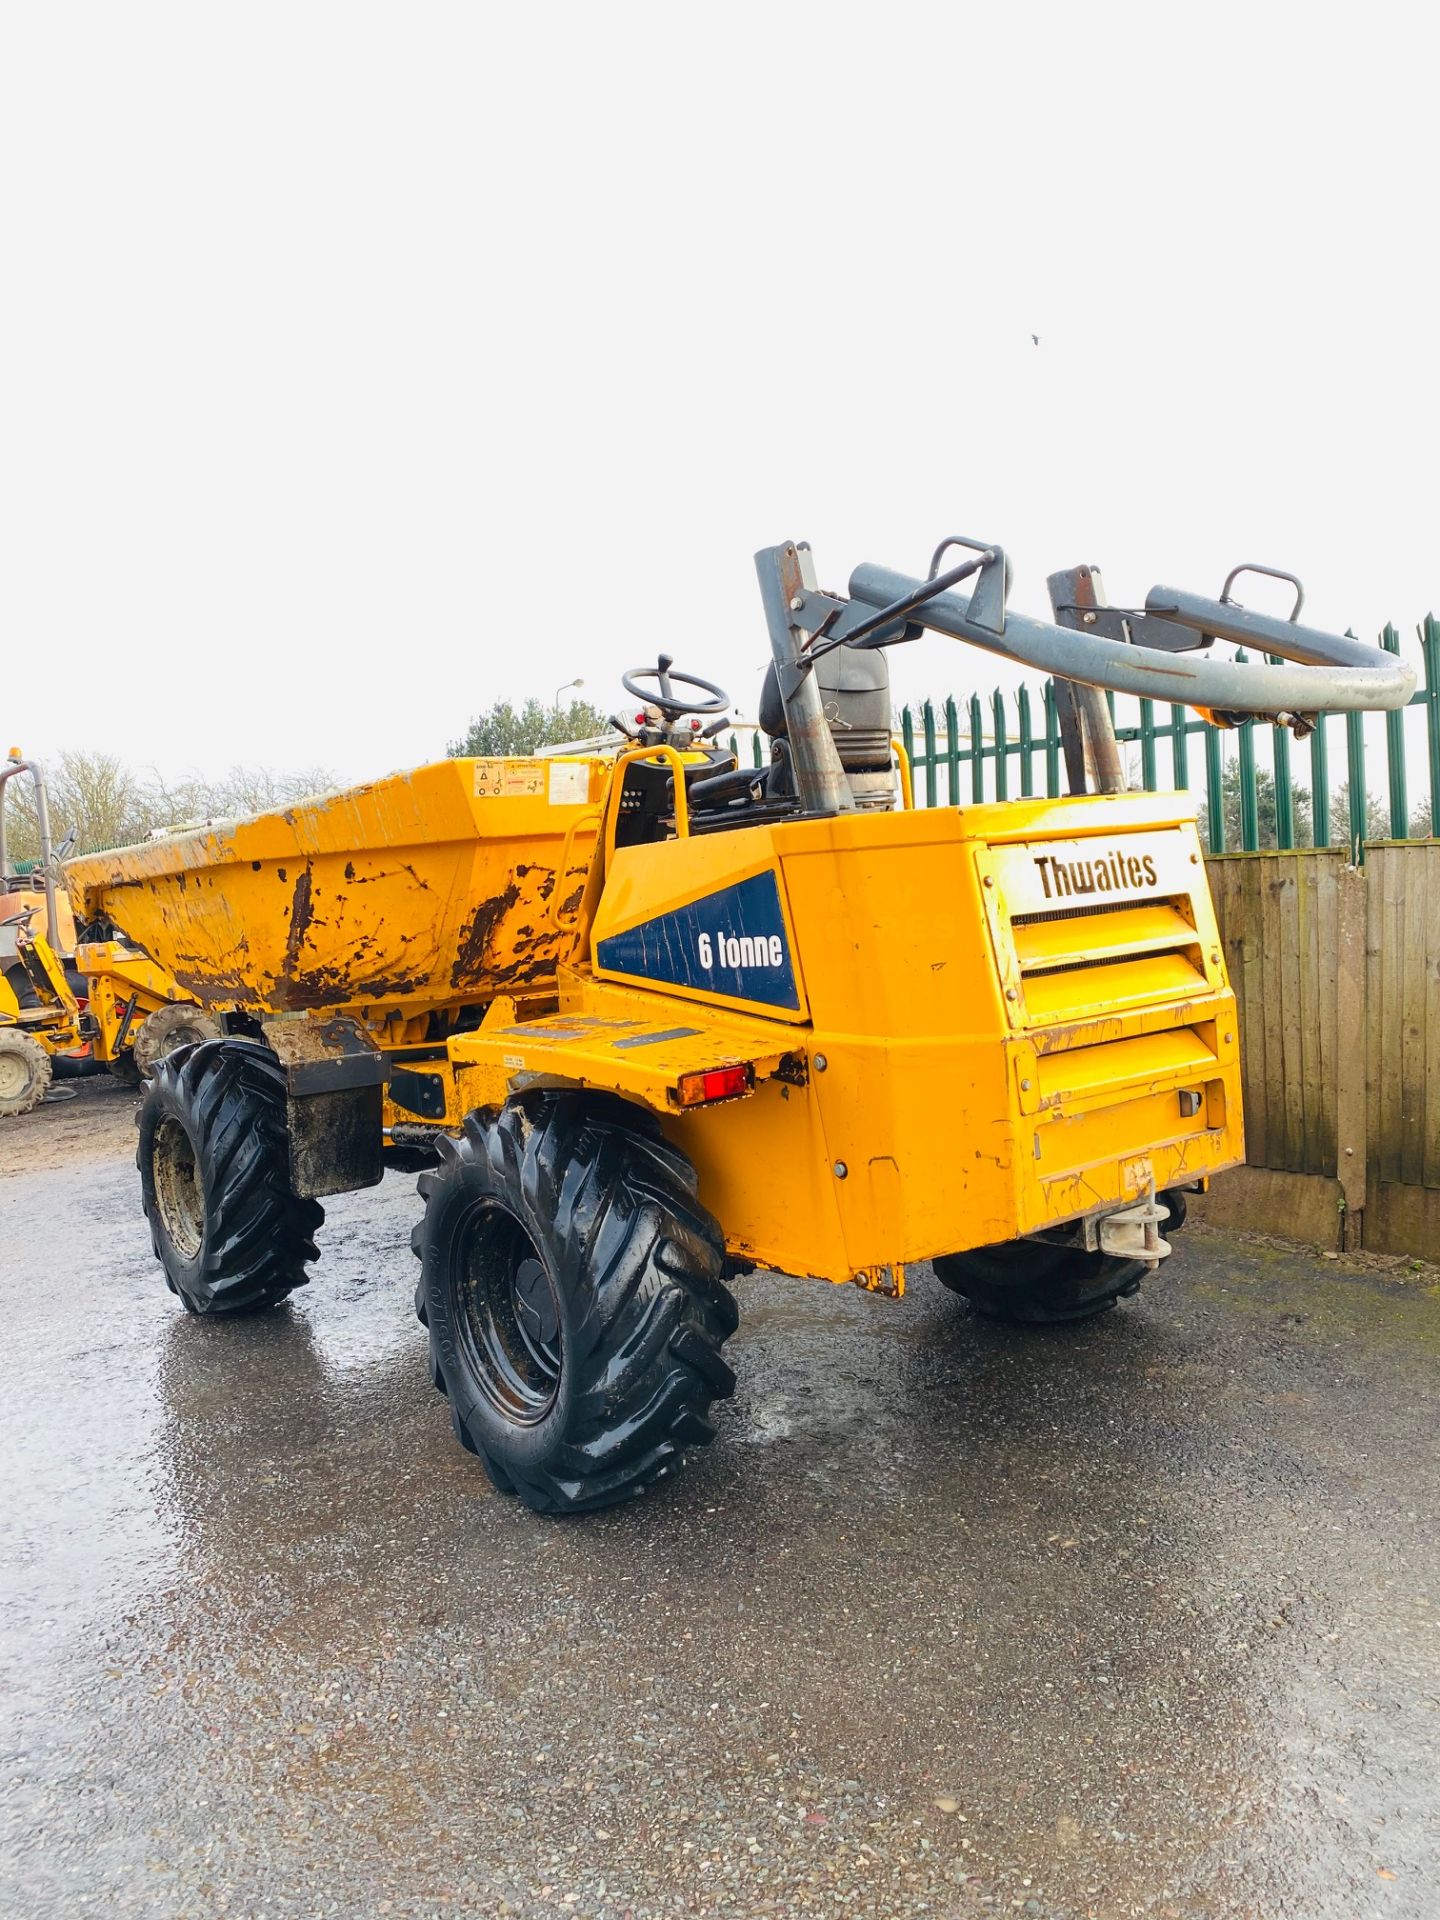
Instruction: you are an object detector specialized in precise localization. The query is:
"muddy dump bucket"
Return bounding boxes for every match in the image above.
[64,758,606,1020]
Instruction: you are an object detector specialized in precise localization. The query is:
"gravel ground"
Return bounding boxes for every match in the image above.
[2,1077,1439,1919]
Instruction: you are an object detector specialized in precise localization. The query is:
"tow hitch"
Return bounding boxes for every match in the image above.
[1093,1183,1172,1269]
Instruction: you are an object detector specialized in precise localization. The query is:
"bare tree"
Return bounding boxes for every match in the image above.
[3,750,334,864]
[142,764,333,831]
[4,750,154,863]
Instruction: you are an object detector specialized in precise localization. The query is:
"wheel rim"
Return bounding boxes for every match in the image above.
[0,1047,36,1103]
[153,1115,205,1259]
[456,1204,562,1425]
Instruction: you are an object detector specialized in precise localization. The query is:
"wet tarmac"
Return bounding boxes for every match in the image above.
[3,1078,1439,1919]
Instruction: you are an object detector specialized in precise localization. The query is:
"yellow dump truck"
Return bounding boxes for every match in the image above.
[64,538,1414,1511]
[0,751,218,1114]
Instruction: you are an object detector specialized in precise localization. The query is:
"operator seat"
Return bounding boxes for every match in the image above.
[758,641,895,810]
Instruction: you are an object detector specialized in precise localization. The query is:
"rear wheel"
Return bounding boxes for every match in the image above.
[133,1002,224,1079]
[0,1031,52,1117]
[414,1095,738,1513]
[137,1039,323,1314]
[933,1238,1146,1324]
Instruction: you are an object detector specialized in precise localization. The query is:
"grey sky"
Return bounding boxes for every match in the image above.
[3,5,1435,789]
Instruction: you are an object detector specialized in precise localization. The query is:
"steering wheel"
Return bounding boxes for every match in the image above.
[621,653,729,720]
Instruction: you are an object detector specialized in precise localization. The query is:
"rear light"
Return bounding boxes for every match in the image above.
[676,1063,752,1107]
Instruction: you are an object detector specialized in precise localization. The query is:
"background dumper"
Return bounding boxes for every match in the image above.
[1,751,217,1114]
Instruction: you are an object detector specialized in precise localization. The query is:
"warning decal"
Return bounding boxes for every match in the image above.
[473,760,545,799]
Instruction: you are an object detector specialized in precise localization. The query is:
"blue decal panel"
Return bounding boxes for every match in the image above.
[595,870,800,1011]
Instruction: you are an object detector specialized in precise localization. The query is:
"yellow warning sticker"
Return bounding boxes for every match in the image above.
[473,760,545,799]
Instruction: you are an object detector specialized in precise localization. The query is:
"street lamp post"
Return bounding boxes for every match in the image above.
[554,678,584,711]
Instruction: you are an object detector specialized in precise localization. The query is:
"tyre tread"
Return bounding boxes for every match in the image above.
[418,1092,737,1514]
[0,1031,52,1117]
[933,1239,1146,1324]
[137,1039,322,1315]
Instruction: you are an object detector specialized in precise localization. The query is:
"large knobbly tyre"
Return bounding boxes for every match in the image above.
[933,1238,1146,1325]
[0,1031,52,1117]
[414,1095,739,1514]
[137,1039,323,1315]
[133,1002,224,1079]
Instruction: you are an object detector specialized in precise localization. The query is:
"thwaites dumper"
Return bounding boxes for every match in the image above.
[65,539,1413,1511]
[0,751,218,1116]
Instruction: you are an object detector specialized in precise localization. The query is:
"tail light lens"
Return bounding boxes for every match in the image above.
[676,1064,752,1107]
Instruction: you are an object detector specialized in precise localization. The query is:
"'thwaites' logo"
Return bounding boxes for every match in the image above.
[1034,847,1160,900]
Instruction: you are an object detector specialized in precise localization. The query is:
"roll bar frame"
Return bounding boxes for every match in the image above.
[756,538,1416,818]
[0,755,61,951]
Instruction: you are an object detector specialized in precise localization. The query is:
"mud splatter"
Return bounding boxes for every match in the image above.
[449,882,521,989]
[282,867,316,976]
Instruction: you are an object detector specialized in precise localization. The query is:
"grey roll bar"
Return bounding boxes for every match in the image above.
[756,537,1416,819]
[0,755,61,951]
[754,543,855,816]
[845,563,1414,717]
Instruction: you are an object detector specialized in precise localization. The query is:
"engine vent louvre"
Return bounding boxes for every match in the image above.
[1012,898,1153,929]
[1005,895,1208,1031]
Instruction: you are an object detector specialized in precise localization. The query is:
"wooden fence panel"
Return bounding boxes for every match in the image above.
[1365,842,1440,1191]
[1207,842,1439,1232]
[1205,849,1343,1179]
[1307,852,1341,1180]
[1207,862,1256,1159]
[1370,849,1400,1191]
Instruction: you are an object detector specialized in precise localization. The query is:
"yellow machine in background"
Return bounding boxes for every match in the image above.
[63,536,1415,1511]
[0,907,85,1113]
[75,939,221,1079]
[0,751,216,1114]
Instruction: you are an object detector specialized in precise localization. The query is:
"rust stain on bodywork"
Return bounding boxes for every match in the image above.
[267,964,429,1012]
[445,863,575,994]
[282,866,317,976]
[341,862,433,890]
[165,960,259,1007]
[450,882,522,988]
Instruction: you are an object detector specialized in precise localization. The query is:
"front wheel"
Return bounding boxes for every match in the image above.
[0,1031,52,1117]
[413,1095,738,1513]
[932,1238,1146,1324]
[137,1040,323,1314]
